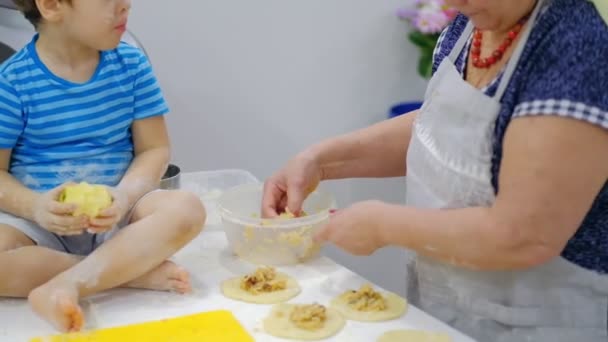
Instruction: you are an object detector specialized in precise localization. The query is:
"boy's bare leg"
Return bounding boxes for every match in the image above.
[0,225,74,297]
[27,191,205,332]
[0,218,193,298]
[0,245,192,298]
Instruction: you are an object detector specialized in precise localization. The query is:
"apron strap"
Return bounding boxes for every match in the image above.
[494,0,546,100]
[447,21,474,63]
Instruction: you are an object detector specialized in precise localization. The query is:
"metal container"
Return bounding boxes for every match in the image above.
[160,164,181,190]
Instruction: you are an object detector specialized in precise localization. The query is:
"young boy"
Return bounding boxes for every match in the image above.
[0,0,206,333]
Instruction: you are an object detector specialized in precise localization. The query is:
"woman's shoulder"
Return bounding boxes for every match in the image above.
[526,0,608,68]
[513,0,608,113]
[544,0,607,35]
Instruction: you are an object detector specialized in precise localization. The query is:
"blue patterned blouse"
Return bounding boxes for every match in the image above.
[431,0,608,273]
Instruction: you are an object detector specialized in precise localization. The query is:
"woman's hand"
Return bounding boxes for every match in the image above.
[261,151,323,218]
[314,200,388,255]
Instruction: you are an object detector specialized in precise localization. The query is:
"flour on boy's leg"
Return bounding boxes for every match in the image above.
[126,260,192,294]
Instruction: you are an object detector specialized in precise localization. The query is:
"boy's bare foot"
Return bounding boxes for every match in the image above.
[126,260,191,294]
[26,261,189,332]
[28,284,83,332]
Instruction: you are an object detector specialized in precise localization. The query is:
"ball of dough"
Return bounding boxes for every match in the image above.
[59,182,112,218]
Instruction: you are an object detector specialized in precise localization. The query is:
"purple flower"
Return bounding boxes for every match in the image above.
[414,8,451,33]
[396,8,417,20]
[397,0,456,33]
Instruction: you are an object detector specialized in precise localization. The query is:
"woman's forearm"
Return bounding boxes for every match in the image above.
[310,111,417,180]
[378,204,558,271]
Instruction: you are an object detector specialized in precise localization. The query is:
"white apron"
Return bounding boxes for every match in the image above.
[405,1,608,341]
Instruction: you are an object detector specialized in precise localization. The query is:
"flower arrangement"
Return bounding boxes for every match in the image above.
[397,1,458,79]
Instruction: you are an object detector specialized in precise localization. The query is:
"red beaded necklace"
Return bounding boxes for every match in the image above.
[470,17,529,69]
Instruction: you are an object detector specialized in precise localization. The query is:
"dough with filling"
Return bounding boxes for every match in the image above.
[263,303,345,340]
[221,266,301,304]
[329,284,407,321]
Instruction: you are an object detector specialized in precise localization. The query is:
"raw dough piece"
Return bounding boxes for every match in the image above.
[330,284,407,321]
[59,182,112,218]
[221,267,301,304]
[264,303,345,340]
[377,329,452,342]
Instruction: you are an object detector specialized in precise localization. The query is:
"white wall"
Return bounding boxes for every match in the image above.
[129,0,426,175]
[129,0,426,296]
[0,1,426,296]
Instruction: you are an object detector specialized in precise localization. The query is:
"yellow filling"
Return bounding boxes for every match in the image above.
[278,208,308,219]
[240,267,287,294]
[289,303,327,330]
[340,284,387,312]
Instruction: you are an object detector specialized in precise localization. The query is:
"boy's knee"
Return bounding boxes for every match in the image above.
[0,224,35,252]
[167,191,206,237]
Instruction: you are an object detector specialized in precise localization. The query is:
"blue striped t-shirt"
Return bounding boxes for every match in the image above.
[0,35,169,192]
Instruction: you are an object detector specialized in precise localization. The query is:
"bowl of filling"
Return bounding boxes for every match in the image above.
[217,183,336,265]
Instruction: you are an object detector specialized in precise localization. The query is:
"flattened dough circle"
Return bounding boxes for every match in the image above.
[329,291,407,321]
[377,329,452,342]
[221,272,301,304]
[263,303,346,340]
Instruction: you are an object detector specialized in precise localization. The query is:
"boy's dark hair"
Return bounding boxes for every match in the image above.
[13,0,71,28]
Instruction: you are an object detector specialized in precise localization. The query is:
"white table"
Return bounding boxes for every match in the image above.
[0,170,476,341]
[0,226,476,342]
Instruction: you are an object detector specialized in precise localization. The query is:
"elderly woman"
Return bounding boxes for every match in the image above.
[261,0,607,341]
